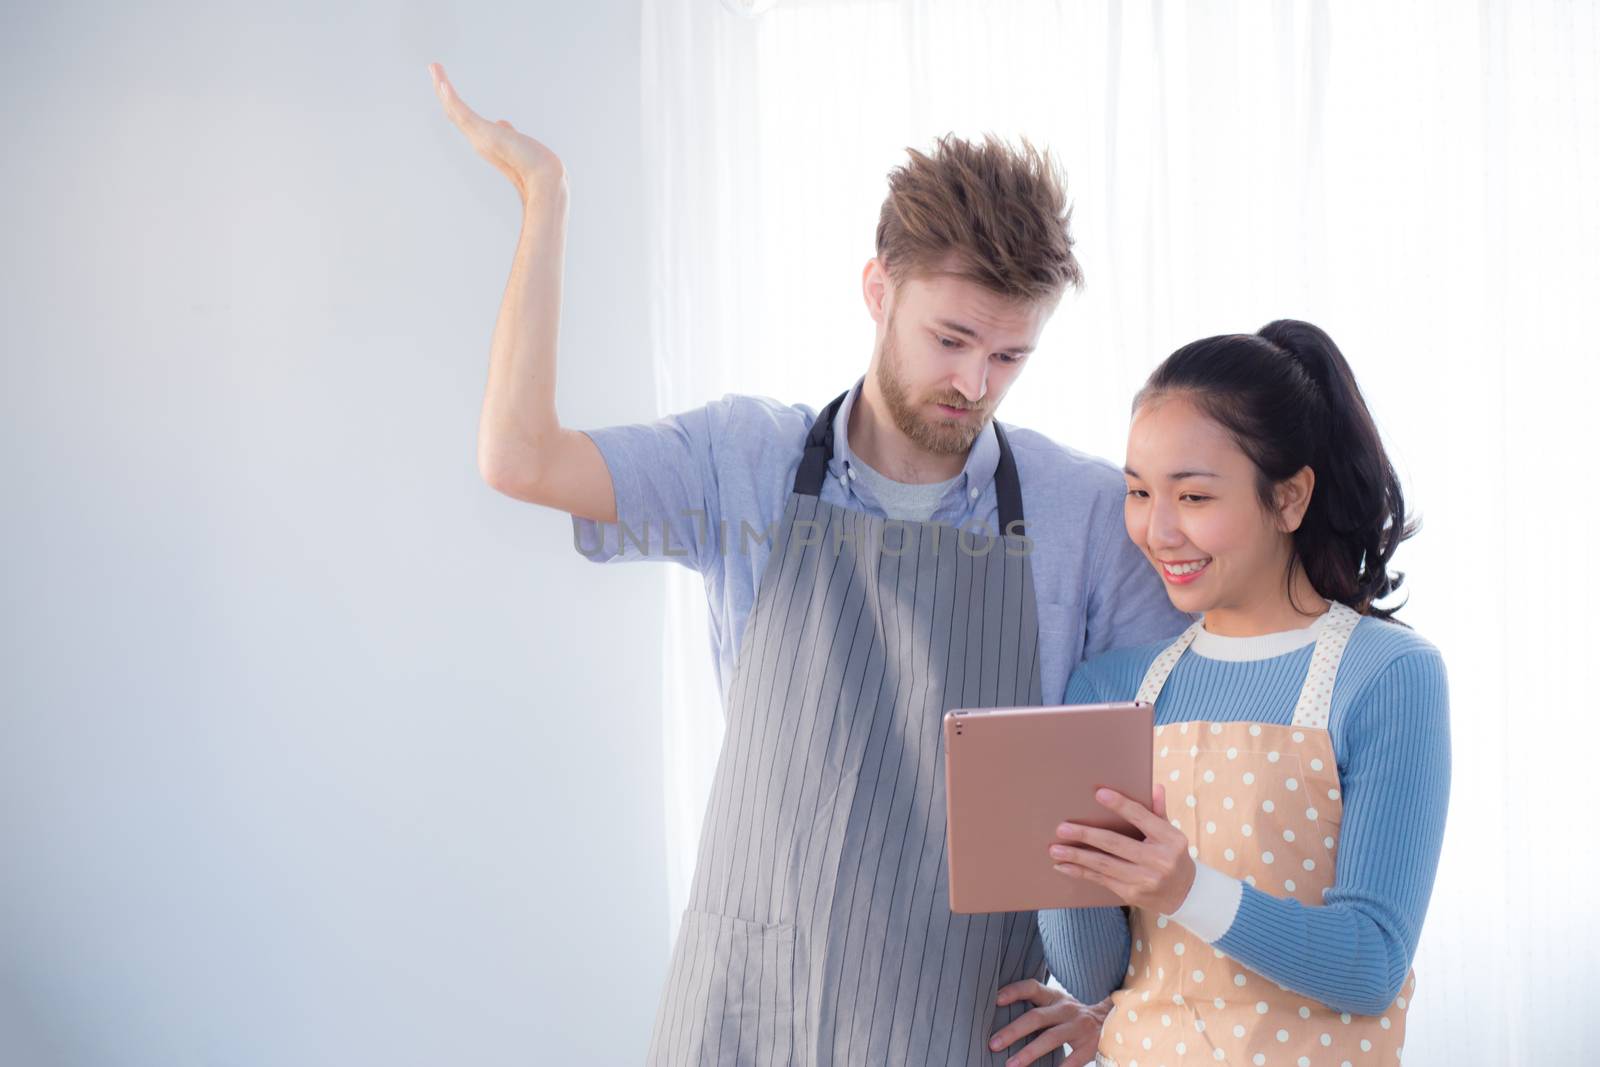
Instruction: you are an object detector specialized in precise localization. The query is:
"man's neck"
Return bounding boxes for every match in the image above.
[849,380,967,484]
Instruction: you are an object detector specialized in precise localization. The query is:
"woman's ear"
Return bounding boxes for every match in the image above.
[1274,466,1316,533]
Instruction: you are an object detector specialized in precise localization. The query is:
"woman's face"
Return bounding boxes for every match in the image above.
[1123,394,1306,628]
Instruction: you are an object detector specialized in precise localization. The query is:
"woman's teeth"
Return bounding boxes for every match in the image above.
[1163,560,1209,576]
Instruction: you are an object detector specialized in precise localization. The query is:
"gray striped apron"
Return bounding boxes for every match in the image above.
[647,391,1058,1066]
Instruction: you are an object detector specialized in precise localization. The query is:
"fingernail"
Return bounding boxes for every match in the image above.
[990,1037,1003,1051]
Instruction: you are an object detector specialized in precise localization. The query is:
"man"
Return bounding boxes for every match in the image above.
[430,62,1187,1066]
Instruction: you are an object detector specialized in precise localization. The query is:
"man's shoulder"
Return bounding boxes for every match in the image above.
[703,392,816,448]
[690,394,817,510]
[591,392,813,476]
[1000,422,1128,522]
[999,422,1125,490]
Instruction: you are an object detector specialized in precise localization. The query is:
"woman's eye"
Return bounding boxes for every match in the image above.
[1180,494,1211,503]
[1125,488,1148,499]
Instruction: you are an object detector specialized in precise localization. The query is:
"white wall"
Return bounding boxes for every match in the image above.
[0,2,670,1063]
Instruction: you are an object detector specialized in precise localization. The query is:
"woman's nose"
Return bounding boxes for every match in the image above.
[1145,501,1185,548]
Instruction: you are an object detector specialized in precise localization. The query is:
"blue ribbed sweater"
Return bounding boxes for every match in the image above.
[1037,617,1451,1016]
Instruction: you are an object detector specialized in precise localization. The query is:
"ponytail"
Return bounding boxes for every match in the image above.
[1135,319,1416,620]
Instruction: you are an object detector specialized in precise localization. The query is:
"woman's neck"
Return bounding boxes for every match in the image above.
[1202,565,1330,637]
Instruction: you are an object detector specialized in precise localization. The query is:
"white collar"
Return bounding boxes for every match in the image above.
[1189,610,1329,662]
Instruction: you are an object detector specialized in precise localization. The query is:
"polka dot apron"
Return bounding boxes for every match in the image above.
[1094,603,1414,1067]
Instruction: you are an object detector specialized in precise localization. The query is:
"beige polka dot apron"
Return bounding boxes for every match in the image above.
[1095,603,1415,1067]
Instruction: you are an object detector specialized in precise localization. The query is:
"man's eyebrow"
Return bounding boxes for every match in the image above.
[933,319,980,339]
[933,319,1035,354]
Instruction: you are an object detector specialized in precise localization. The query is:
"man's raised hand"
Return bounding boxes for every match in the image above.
[429,63,566,204]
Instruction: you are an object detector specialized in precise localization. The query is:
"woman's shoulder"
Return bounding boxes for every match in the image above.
[1067,638,1177,702]
[1343,614,1446,677]
[1331,615,1449,726]
[1326,615,1450,761]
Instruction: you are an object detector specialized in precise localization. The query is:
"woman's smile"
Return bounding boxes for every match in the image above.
[1157,557,1212,584]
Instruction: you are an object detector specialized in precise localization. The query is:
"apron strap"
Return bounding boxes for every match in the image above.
[1290,601,1362,729]
[1135,620,1206,705]
[791,389,1026,532]
[792,391,849,498]
[991,421,1025,535]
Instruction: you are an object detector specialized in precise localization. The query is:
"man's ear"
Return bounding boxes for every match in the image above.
[1274,466,1316,533]
[862,257,890,325]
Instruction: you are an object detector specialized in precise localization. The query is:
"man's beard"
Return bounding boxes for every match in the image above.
[875,324,994,457]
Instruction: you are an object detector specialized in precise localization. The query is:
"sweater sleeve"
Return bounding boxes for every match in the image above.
[1212,648,1451,1015]
[1037,665,1135,1003]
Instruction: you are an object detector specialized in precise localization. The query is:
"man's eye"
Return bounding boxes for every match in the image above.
[993,352,1021,364]
[938,336,960,348]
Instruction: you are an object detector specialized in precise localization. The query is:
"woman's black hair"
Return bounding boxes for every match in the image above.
[1135,319,1416,620]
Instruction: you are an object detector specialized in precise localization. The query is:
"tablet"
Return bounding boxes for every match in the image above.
[943,701,1154,914]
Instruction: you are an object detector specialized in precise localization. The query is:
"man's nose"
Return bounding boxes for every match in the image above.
[951,356,988,404]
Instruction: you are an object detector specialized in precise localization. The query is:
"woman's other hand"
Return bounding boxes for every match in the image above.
[988,980,1108,1066]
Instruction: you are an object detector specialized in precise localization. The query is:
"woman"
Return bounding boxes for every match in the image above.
[989,320,1450,1067]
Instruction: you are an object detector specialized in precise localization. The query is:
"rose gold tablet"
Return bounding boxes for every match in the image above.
[943,701,1154,914]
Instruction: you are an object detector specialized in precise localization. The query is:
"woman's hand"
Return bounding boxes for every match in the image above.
[988,980,1109,1067]
[1049,785,1196,916]
[428,62,567,205]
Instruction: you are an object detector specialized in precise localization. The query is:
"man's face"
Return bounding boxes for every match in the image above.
[867,260,1055,456]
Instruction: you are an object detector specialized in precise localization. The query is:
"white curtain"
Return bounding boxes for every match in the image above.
[640,2,1599,1061]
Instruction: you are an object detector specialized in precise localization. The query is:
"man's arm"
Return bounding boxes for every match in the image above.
[430,62,616,523]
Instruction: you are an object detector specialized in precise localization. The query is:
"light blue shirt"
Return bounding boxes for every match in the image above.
[572,377,1190,704]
